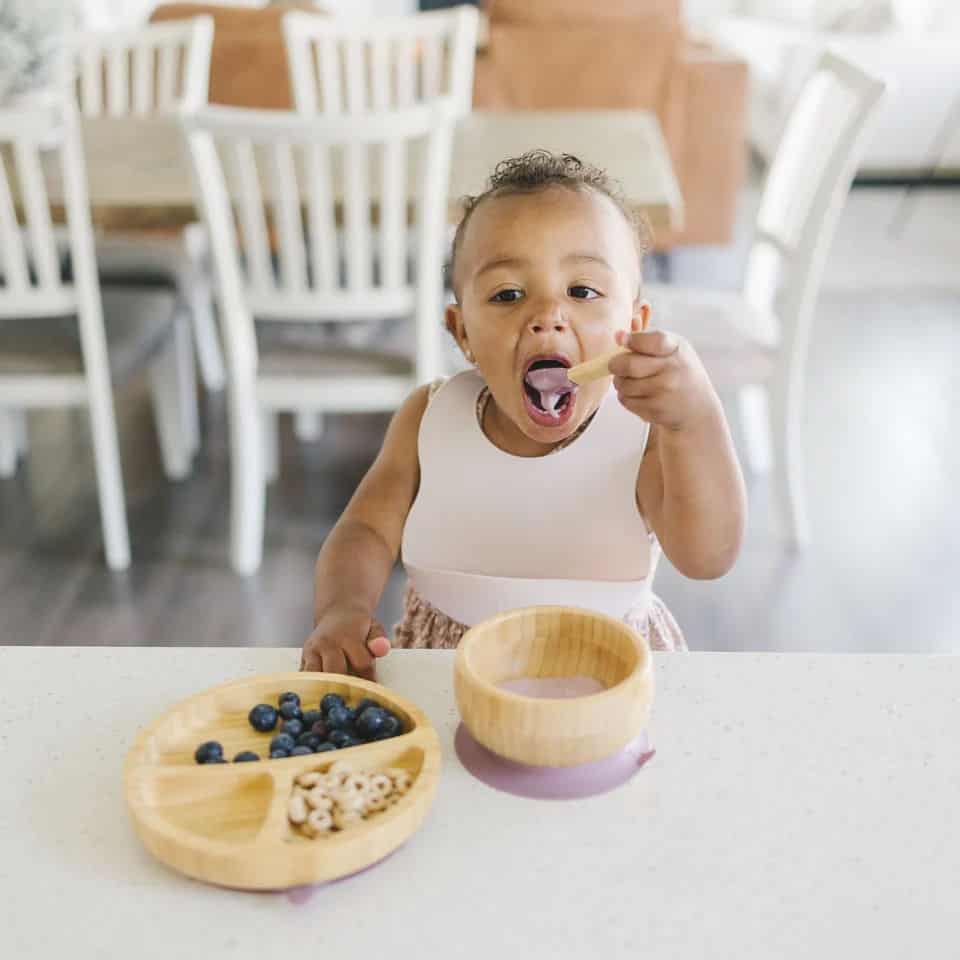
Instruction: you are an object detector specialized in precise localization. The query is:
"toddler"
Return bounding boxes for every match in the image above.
[302,152,745,676]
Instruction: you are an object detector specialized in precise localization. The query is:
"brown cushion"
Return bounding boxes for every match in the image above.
[487,0,680,26]
[477,20,680,110]
[149,2,319,110]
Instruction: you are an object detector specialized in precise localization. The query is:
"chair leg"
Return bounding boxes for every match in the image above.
[0,409,18,477]
[86,387,131,571]
[262,410,279,484]
[186,273,226,394]
[172,310,201,456]
[738,384,773,476]
[13,409,28,457]
[149,334,192,481]
[229,387,266,575]
[181,222,226,394]
[769,373,810,548]
[293,411,324,443]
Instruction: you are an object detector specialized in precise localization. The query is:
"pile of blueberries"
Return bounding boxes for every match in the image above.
[194,691,404,764]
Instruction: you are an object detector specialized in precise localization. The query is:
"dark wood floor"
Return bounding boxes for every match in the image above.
[2,287,958,653]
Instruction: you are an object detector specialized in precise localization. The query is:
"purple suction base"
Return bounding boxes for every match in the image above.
[454,724,655,800]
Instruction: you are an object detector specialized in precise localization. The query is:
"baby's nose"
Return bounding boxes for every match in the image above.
[528,303,568,335]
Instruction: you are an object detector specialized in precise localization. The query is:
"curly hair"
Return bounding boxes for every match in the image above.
[446,150,652,296]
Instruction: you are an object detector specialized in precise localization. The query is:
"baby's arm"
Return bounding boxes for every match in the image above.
[609,330,746,579]
[302,385,429,677]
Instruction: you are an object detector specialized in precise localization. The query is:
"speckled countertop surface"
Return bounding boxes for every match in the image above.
[1,647,957,958]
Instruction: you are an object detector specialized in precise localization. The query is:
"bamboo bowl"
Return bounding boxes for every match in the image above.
[124,673,440,891]
[454,606,654,767]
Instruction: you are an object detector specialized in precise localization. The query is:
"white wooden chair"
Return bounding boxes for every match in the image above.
[647,53,885,546]
[282,5,477,442]
[72,16,226,397]
[283,5,478,115]
[181,100,456,573]
[0,99,196,570]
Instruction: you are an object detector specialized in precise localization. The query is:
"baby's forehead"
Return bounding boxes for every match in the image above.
[457,186,639,278]
[468,185,628,243]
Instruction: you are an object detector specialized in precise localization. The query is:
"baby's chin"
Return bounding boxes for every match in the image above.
[511,394,591,447]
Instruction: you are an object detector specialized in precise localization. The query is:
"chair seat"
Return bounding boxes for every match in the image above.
[0,288,176,382]
[645,283,779,388]
[256,321,414,379]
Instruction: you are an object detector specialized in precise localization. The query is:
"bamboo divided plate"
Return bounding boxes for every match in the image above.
[454,606,654,767]
[124,673,440,891]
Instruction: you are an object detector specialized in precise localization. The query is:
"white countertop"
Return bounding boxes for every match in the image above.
[1,647,957,958]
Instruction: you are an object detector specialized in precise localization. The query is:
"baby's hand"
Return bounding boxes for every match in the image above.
[609,329,717,432]
[301,609,391,679]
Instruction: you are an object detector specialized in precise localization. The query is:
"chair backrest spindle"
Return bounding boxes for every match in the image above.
[284,7,477,116]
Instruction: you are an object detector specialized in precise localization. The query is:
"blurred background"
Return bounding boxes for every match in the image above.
[1,0,957,652]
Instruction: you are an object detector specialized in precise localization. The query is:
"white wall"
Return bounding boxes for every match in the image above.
[683,0,744,26]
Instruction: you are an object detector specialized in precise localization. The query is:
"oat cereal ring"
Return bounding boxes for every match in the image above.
[331,789,366,814]
[328,760,353,780]
[332,807,363,831]
[306,809,333,835]
[364,793,389,814]
[306,787,333,811]
[296,771,323,788]
[369,773,392,797]
[344,773,371,795]
[287,793,308,825]
[392,771,412,794]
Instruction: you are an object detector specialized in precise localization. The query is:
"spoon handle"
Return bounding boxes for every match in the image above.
[567,348,629,386]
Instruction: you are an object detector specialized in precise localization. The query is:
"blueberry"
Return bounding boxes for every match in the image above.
[310,720,328,740]
[279,700,303,722]
[376,715,402,739]
[234,751,260,762]
[248,704,278,732]
[270,732,296,754]
[270,749,290,759]
[325,704,355,731]
[314,742,336,753]
[290,745,312,756]
[301,709,323,730]
[320,693,345,715]
[340,737,363,749]
[355,707,389,739]
[194,741,224,764]
[297,732,322,751]
[327,729,351,748]
[278,691,300,708]
[355,698,380,715]
[282,718,305,739]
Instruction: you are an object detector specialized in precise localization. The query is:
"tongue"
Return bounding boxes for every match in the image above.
[526,367,575,415]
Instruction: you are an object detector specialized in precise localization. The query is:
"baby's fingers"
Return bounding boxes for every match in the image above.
[608,351,670,381]
[366,619,391,659]
[615,328,679,357]
[300,641,323,672]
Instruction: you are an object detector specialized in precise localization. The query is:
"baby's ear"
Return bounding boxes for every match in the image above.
[445,302,467,347]
[631,299,651,334]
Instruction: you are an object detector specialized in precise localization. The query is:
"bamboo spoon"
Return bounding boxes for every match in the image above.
[566,347,629,386]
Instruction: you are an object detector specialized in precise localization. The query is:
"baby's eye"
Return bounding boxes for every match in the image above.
[569,285,601,300]
[490,288,523,303]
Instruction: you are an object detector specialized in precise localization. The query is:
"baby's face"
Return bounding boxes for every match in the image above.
[447,186,647,447]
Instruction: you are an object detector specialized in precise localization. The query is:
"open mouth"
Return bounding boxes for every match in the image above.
[522,357,577,428]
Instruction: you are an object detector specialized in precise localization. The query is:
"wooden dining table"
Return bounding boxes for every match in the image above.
[48,109,683,235]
